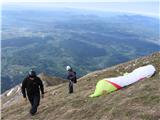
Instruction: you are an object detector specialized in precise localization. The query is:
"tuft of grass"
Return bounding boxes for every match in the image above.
[140,114,160,120]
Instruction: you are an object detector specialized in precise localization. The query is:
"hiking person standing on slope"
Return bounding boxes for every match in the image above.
[21,70,44,116]
[66,66,77,94]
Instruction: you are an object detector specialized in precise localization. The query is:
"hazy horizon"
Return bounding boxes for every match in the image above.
[2,2,160,19]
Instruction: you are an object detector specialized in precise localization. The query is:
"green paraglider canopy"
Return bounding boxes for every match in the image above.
[89,80,117,97]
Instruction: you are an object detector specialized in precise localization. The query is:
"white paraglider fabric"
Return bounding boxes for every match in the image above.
[104,65,156,87]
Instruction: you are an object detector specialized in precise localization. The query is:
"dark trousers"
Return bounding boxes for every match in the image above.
[28,94,40,115]
[69,80,73,93]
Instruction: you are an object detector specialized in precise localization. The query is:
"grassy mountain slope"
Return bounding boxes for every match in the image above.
[38,73,67,86]
[1,74,66,109]
[1,52,160,120]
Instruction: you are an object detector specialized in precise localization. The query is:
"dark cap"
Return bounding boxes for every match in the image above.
[28,70,36,77]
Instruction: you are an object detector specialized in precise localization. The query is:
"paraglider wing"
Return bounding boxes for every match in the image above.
[89,65,156,97]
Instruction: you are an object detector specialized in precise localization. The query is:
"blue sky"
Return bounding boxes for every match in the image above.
[2,0,159,2]
[2,0,159,18]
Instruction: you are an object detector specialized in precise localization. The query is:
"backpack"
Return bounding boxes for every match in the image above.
[70,71,77,83]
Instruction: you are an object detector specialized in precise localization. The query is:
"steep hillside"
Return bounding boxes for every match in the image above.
[1,52,160,120]
[1,74,66,109]
[38,73,66,86]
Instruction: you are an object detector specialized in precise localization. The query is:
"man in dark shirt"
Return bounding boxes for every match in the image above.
[66,66,77,94]
[21,70,44,115]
